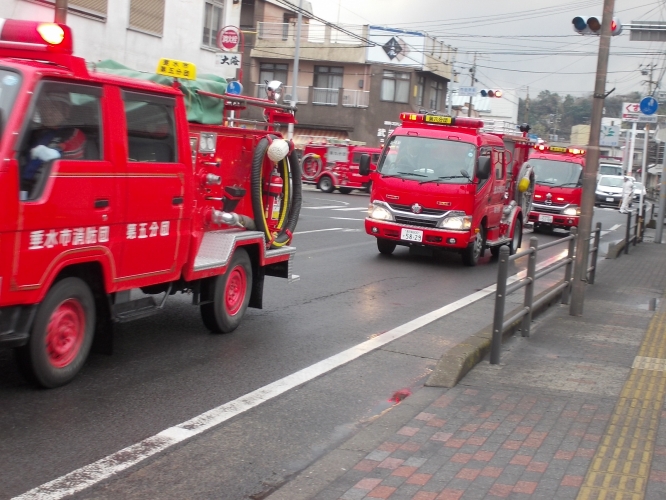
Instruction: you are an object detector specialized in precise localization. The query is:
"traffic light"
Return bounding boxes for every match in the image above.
[572,16,622,35]
[480,89,502,98]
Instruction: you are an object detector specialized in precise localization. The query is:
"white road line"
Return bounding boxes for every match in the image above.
[332,207,368,211]
[293,228,343,235]
[331,217,365,221]
[608,224,621,231]
[302,206,351,210]
[13,251,566,500]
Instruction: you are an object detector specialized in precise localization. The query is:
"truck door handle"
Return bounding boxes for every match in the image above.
[172,196,184,206]
[94,199,109,209]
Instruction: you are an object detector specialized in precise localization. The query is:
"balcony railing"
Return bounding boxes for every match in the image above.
[313,87,339,105]
[256,84,309,104]
[256,22,365,44]
[342,89,369,108]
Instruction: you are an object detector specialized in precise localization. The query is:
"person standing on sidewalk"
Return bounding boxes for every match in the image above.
[619,175,634,214]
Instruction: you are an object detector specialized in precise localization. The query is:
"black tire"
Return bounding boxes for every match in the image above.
[365,181,372,194]
[200,249,253,333]
[377,238,396,255]
[462,225,485,267]
[318,176,334,193]
[338,187,353,194]
[509,218,523,255]
[15,277,96,388]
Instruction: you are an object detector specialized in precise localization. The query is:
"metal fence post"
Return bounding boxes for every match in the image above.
[491,245,510,364]
[634,209,639,246]
[588,223,601,285]
[562,228,576,304]
[625,210,631,255]
[521,237,538,337]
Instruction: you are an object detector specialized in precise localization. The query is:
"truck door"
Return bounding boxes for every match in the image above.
[487,148,506,229]
[13,81,120,289]
[117,91,185,280]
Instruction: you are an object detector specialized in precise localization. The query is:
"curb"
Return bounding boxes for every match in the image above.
[425,285,565,388]
[605,239,626,259]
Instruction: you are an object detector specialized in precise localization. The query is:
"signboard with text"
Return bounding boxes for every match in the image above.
[600,125,620,147]
[622,102,658,123]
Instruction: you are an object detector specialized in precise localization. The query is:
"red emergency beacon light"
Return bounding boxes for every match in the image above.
[399,112,484,129]
[0,19,73,53]
[533,144,586,156]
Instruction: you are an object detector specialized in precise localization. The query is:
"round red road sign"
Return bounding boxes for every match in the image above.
[217,26,240,52]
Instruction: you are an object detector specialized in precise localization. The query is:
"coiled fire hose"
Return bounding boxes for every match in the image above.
[251,135,302,248]
[301,153,323,181]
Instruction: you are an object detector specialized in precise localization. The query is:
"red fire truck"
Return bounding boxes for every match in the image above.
[0,20,301,387]
[359,113,534,266]
[301,141,381,193]
[528,144,584,233]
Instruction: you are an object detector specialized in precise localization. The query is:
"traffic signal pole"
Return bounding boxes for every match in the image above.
[570,0,615,316]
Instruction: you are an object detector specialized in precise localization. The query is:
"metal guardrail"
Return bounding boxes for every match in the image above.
[490,225,602,364]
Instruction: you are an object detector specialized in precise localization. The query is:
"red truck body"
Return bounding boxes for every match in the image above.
[528,145,584,232]
[362,113,534,266]
[0,20,301,386]
[301,142,381,193]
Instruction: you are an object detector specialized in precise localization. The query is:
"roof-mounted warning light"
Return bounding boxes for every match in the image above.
[533,144,586,155]
[0,19,73,54]
[399,112,484,129]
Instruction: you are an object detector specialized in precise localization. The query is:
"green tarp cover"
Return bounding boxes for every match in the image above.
[95,60,227,125]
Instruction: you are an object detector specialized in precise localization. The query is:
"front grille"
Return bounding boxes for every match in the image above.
[388,203,446,216]
[395,216,439,228]
[532,205,563,215]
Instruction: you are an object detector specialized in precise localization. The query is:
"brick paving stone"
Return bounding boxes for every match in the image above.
[411,493,438,500]
[366,485,396,498]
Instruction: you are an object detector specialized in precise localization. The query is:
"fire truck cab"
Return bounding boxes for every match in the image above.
[0,20,301,387]
[360,113,534,266]
[301,141,381,194]
[528,144,584,233]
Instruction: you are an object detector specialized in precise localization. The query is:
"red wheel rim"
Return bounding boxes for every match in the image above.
[225,265,247,316]
[45,299,85,368]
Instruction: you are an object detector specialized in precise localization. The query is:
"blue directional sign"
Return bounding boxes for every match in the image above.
[640,96,659,115]
[226,81,243,95]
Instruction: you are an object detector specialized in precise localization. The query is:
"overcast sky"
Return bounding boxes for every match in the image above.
[306,0,665,102]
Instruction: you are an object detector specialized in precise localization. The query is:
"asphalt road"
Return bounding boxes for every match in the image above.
[0,186,631,500]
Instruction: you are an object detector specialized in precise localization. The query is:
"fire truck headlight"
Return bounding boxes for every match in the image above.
[562,206,580,216]
[438,215,472,230]
[368,204,394,221]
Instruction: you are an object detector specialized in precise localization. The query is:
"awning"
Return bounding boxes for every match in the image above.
[292,128,349,149]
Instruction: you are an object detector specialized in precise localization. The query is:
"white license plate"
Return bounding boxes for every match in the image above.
[400,228,423,242]
[538,214,553,223]
[606,197,615,202]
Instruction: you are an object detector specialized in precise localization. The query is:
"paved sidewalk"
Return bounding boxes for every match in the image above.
[269,234,666,500]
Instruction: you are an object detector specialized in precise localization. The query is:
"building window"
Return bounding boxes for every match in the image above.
[202,1,224,48]
[429,81,444,110]
[34,0,108,19]
[129,0,165,36]
[381,71,410,103]
[313,66,343,105]
[259,63,289,86]
[415,76,425,107]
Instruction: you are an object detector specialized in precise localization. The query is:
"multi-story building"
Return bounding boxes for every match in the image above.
[2,0,242,79]
[241,0,455,147]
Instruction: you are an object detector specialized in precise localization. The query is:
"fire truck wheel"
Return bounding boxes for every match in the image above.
[200,249,253,334]
[377,238,396,255]
[338,187,353,194]
[318,176,334,193]
[462,226,485,267]
[510,218,523,255]
[16,277,96,388]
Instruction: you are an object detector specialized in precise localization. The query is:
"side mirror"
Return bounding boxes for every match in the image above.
[477,156,491,180]
[359,154,371,176]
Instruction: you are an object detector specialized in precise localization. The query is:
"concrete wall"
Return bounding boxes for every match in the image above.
[2,0,241,78]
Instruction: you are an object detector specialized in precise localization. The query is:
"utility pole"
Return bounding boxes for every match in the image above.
[524,86,530,124]
[467,53,476,118]
[287,0,303,141]
[55,0,67,23]
[570,0,615,316]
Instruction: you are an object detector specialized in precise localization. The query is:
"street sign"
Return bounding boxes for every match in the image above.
[640,96,659,115]
[215,52,242,68]
[629,21,666,42]
[622,102,658,123]
[600,125,620,147]
[226,81,243,95]
[217,26,241,52]
[457,86,477,97]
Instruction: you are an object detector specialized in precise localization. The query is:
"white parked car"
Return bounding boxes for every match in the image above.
[633,181,646,200]
[595,175,633,207]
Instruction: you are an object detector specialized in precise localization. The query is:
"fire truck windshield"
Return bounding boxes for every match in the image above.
[0,69,21,135]
[530,158,582,188]
[378,135,477,183]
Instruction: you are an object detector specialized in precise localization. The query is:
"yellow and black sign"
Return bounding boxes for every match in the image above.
[156,59,197,80]
[425,115,453,125]
[549,146,567,153]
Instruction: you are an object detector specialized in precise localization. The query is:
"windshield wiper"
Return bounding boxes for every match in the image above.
[554,182,581,187]
[379,171,428,178]
[419,175,469,185]
[536,180,555,185]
